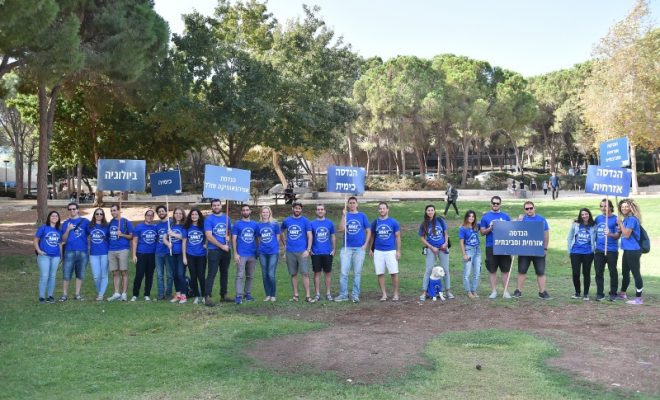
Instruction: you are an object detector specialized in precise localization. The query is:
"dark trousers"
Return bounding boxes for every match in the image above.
[594,251,618,296]
[570,253,593,295]
[551,186,559,199]
[206,249,231,298]
[187,254,207,297]
[621,250,643,296]
[444,200,459,215]
[133,253,155,297]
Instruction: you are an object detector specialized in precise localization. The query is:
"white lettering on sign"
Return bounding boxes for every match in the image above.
[494,239,544,246]
[592,183,624,194]
[158,179,172,185]
[204,182,249,193]
[335,168,358,177]
[105,171,138,180]
[508,231,528,237]
[596,169,624,179]
[335,183,357,191]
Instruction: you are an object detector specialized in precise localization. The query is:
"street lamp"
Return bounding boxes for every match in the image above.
[3,160,8,192]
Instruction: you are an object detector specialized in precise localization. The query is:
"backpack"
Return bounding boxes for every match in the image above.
[633,225,651,254]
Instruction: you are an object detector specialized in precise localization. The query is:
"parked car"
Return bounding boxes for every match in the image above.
[474,171,494,183]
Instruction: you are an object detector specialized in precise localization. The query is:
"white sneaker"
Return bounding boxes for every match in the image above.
[108,293,121,302]
[144,296,151,301]
[201,297,205,304]
[130,296,137,302]
[488,291,497,299]
[503,291,512,299]
[193,297,199,304]
[120,293,128,301]
[96,295,104,301]
[446,291,455,299]
[179,295,187,304]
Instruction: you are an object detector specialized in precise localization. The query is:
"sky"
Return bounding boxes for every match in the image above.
[154,0,657,77]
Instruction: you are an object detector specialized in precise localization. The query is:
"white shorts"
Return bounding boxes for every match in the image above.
[374,250,398,275]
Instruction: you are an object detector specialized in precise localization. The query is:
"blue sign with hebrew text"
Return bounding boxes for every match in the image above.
[599,137,630,168]
[97,159,146,192]
[327,166,366,194]
[493,221,545,257]
[203,165,251,202]
[585,165,631,197]
[150,170,182,197]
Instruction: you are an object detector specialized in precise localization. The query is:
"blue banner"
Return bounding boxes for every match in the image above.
[599,137,630,168]
[585,165,631,197]
[493,221,545,257]
[97,159,146,192]
[326,166,366,194]
[203,165,251,202]
[150,170,182,197]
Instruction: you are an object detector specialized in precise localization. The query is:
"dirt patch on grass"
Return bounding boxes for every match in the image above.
[244,298,659,395]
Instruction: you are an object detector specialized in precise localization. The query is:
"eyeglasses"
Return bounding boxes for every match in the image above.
[68,208,77,211]
[94,212,104,216]
[525,207,534,210]
[491,202,500,206]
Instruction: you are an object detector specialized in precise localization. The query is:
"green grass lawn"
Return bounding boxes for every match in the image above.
[1,197,657,399]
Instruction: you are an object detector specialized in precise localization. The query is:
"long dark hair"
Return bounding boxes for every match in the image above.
[574,208,594,226]
[462,210,477,230]
[92,208,108,226]
[184,208,204,229]
[44,211,61,230]
[421,204,441,237]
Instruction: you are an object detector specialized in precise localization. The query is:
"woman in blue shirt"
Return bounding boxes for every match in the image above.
[88,208,109,301]
[617,199,644,305]
[257,206,281,302]
[183,208,206,305]
[418,205,452,301]
[33,211,62,303]
[131,209,158,301]
[164,208,187,304]
[459,210,481,299]
[567,208,596,300]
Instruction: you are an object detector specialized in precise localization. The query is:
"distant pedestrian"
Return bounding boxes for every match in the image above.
[542,180,548,195]
[551,172,559,200]
[530,179,537,196]
[444,183,459,216]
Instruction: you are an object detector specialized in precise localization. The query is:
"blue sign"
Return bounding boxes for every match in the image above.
[203,165,251,202]
[585,165,631,197]
[150,170,182,197]
[493,221,545,257]
[97,159,146,192]
[599,137,630,168]
[326,166,366,194]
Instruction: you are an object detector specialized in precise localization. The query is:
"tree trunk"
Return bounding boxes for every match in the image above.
[346,126,354,167]
[27,161,32,197]
[400,148,406,176]
[461,134,471,186]
[76,163,82,202]
[36,83,60,224]
[14,148,24,200]
[272,151,287,187]
[630,142,638,195]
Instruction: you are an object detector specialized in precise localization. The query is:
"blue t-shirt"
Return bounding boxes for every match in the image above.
[372,217,400,252]
[133,223,158,254]
[35,225,62,257]
[108,218,134,251]
[281,216,311,253]
[61,217,89,252]
[310,218,335,255]
[570,224,594,255]
[621,216,641,251]
[459,226,480,247]
[594,214,619,252]
[155,220,170,255]
[204,213,232,250]
[344,212,370,248]
[185,225,206,257]
[257,222,280,255]
[480,211,511,247]
[168,224,186,255]
[232,220,259,257]
[418,218,447,248]
[88,223,109,256]
[521,214,550,230]
[550,175,559,187]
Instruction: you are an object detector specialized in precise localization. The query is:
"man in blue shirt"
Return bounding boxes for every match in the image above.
[550,172,559,200]
[154,205,172,300]
[593,198,621,301]
[513,201,551,300]
[336,196,371,302]
[369,202,401,301]
[60,202,90,301]
[309,204,336,302]
[479,196,512,299]
[107,204,134,302]
[232,204,259,304]
[204,199,232,306]
[281,202,312,302]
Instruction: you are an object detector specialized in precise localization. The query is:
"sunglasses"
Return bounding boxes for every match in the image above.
[94,212,104,216]
[525,207,534,210]
[68,208,78,211]
[491,202,501,206]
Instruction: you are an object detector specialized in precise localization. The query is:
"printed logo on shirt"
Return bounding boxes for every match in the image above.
[260,226,274,243]
[142,229,157,244]
[287,225,303,240]
[45,232,60,247]
[158,227,167,243]
[426,226,444,243]
[376,224,393,240]
[212,223,227,238]
[109,225,119,241]
[315,227,330,243]
[171,228,183,243]
[346,219,362,235]
[90,228,106,244]
[240,227,255,244]
[71,225,84,238]
[466,231,479,246]
[188,229,204,245]
[576,228,590,244]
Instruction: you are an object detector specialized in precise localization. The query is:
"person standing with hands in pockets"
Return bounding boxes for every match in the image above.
[335,197,371,302]
[460,210,481,299]
[370,202,401,301]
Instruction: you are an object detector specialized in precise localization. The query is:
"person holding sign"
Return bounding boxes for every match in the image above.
[513,202,551,300]
[566,208,596,300]
[281,202,313,302]
[163,208,187,304]
[617,199,644,305]
[309,204,336,303]
[154,205,172,301]
[204,199,232,306]
[232,205,259,304]
[593,199,620,302]
[418,205,452,301]
[60,202,90,301]
[34,211,62,303]
[336,197,371,303]
[183,209,207,305]
[130,209,158,301]
[257,206,281,302]
[107,204,134,302]
[369,202,401,301]
[459,210,481,299]
[480,196,512,299]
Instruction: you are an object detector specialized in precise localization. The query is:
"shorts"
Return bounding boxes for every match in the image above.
[286,251,309,276]
[311,254,333,273]
[62,250,88,281]
[485,247,512,273]
[518,256,546,276]
[108,249,130,271]
[373,250,399,275]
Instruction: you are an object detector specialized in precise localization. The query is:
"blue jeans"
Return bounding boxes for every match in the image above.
[62,250,88,281]
[259,253,278,297]
[422,250,450,291]
[168,253,185,294]
[37,255,59,298]
[89,254,109,296]
[462,246,481,292]
[339,247,365,298]
[155,253,173,297]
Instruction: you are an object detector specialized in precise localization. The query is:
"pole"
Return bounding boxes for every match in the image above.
[344,195,348,250]
[604,195,609,256]
[503,255,517,294]
[166,195,172,256]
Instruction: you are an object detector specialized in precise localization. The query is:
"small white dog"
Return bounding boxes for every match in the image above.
[428,266,446,301]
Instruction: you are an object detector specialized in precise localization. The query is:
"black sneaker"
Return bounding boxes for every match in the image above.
[512,289,522,298]
[571,292,581,299]
[59,295,68,302]
[595,295,605,302]
[39,297,45,304]
[608,294,617,302]
[46,296,55,303]
[538,291,552,300]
